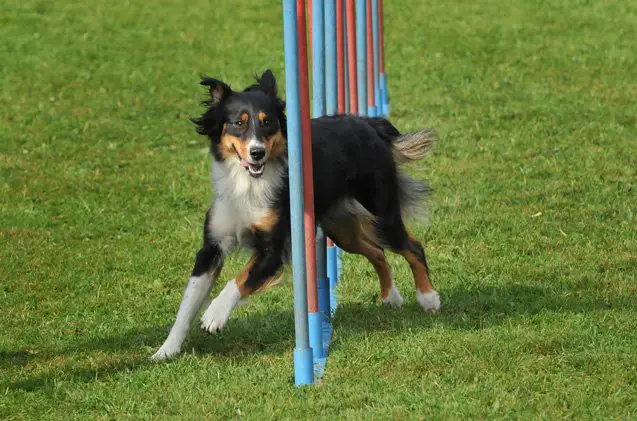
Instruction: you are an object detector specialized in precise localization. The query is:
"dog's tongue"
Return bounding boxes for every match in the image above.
[239,159,250,169]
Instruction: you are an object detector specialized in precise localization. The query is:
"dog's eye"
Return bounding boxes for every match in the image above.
[233,120,245,128]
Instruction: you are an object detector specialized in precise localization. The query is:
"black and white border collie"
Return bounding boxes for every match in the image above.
[152,70,440,360]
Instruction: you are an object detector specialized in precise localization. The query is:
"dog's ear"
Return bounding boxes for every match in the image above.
[200,77,232,106]
[258,69,278,98]
[193,77,232,147]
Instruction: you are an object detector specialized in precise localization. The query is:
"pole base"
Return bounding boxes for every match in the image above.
[294,347,314,385]
[308,312,326,358]
[327,245,338,289]
[336,247,343,281]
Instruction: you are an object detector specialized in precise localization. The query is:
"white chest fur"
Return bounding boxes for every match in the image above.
[208,158,285,250]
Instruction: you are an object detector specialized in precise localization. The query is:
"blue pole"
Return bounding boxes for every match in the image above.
[325,0,337,116]
[327,242,338,314]
[381,74,389,117]
[316,227,331,320]
[337,246,343,281]
[379,0,389,116]
[283,0,313,386]
[310,0,328,362]
[323,0,339,313]
[312,0,326,118]
[356,0,367,117]
[343,0,350,114]
[372,0,382,116]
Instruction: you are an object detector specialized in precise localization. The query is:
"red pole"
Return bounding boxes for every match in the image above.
[336,0,345,114]
[345,0,358,114]
[308,0,312,53]
[296,0,318,314]
[365,0,374,112]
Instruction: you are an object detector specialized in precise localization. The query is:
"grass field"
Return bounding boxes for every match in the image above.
[2,0,636,418]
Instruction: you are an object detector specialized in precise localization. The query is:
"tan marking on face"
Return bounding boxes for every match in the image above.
[264,130,285,159]
[220,124,248,161]
[219,124,236,160]
[258,112,267,122]
[220,134,243,160]
[251,210,279,233]
[240,112,249,123]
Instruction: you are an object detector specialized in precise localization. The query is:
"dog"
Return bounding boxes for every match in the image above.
[151,70,440,360]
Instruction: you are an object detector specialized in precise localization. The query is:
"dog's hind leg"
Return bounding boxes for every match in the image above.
[401,233,440,313]
[151,211,230,361]
[324,217,404,307]
[376,215,440,313]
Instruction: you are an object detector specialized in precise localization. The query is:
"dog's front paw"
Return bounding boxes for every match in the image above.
[200,279,241,334]
[416,290,440,314]
[151,343,181,361]
[200,300,230,334]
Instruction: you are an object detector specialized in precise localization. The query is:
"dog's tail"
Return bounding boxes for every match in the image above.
[364,117,436,221]
[391,129,436,164]
[363,117,435,164]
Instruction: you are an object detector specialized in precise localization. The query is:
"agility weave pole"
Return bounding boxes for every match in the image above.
[283,0,389,386]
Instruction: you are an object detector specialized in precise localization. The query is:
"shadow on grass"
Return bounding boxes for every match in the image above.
[5,358,145,393]
[3,282,629,392]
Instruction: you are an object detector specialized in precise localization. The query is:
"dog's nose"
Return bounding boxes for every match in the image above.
[250,147,266,161]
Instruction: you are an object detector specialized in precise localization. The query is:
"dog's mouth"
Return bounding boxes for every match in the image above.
[233,145,266,178]
[240,160,265,177]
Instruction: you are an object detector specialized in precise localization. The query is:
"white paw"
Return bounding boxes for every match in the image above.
[150,343,181,361]
[382,283,404,307]
[200,301,231,334]
[416,290,440,313]
[200,279,241,334]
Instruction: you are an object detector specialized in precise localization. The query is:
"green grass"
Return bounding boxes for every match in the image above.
[2,0,636,418]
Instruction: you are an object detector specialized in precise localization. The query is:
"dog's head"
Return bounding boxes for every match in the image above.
[193,70,287,178]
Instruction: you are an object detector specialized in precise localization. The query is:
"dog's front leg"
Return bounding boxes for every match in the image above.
[151,244,224,361]
[201,229,285,334]
[151,222,233,361]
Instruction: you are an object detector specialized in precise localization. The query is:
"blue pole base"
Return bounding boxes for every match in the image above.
[313,317,333,378]
[322,317,333,352]
[317,276,331,317]
[327,246,338,289]
[336,247,343,282]
[330,283,338,317]
[294,347,314,385]
[368,105,377,117]
[308,312,326,359]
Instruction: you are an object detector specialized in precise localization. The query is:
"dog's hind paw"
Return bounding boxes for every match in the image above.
[382,283,404,307]
[416,290,440,313]
[151,343,181,361]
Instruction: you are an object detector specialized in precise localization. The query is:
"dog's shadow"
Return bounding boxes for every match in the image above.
[3,282,627,392]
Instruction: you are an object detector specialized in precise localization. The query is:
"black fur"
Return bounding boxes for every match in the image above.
[191,243,223,277]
